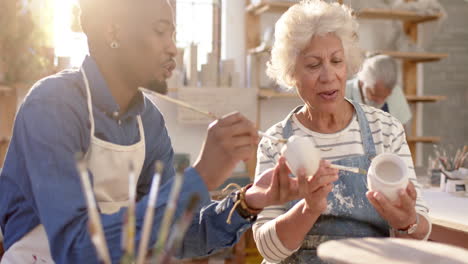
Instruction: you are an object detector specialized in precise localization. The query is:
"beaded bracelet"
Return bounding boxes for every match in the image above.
[226,183,262,224]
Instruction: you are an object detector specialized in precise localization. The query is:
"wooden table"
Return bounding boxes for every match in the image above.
[422,188,468,249]
[318,237,468,264]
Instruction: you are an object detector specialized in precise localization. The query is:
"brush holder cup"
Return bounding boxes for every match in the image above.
[367,153,409,202]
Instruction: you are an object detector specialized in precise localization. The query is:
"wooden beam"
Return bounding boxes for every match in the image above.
[403,59,418,161]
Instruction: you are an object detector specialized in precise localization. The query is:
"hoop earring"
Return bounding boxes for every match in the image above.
[110,41,120,49]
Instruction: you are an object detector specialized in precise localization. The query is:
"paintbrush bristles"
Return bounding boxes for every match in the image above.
[152,171,184,263]
[159,194,201,264]
[136,161,164,264]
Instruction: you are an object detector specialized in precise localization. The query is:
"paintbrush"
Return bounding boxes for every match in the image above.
[330,164,367,175]
[121,162,137,264]
[258,131,288,144]
[158,194,201,264]
[75,153,112,264]
[139,87,288,144]
[136,161,164,264]
[151,165,185,263]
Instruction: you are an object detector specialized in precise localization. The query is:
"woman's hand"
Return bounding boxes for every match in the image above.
[245,157,300,209]
[366,181,418,230]
[298,160,339,216]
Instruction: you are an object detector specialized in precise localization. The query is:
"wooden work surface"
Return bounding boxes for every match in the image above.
[422,188,468,249]
[317,237,468,264]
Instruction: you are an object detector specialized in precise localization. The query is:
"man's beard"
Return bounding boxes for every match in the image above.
[145,79,168,95]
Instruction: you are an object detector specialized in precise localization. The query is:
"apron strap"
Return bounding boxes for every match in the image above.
[81,68,96,137]
[281,101,377,157]
[348,100,377,157]
[136,115,145,142]
[81,67,145,143]
[281,105,304,139]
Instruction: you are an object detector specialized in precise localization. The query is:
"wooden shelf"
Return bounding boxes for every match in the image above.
[378,51,448,63]
[246,2,442,24]
[258,88,297,99]
[249,48,448,63]
[357,8,442,24]
[407,136,440,144]
[406,95,447,103]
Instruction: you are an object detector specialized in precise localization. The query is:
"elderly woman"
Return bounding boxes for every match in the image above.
[253,1,431,263]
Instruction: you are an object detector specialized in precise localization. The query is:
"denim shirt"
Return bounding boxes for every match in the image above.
[0,56,251,263]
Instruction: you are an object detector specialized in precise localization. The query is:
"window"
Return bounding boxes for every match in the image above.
[176,0,217,69]
[53,0,218,69]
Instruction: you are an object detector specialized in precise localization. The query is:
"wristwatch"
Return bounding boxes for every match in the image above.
[392,214,419,235]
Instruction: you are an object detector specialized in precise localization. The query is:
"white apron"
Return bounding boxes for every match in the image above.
[1,68,146,263]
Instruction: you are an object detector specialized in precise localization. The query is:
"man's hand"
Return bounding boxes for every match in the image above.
[194,112,259,190]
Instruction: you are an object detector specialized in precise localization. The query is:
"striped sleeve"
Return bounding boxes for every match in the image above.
[252,206,297,263]
[389,119,432,240]
[253,129,299,263]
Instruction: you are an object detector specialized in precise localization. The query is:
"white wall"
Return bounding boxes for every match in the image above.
[150,93,206,166]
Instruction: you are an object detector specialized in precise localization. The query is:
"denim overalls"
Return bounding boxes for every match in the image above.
[278,101,389,264]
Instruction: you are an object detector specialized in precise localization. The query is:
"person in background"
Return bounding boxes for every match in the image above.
[346,54,412,125]
[253,1,431,263]
[0,0,308,263]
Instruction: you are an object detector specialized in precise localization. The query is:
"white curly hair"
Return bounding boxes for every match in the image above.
[266,0,363,88]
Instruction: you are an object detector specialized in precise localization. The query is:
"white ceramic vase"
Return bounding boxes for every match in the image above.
[367,153,408,201]
[280,136,321,178]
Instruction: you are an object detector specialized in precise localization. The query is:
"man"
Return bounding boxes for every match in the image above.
[346,54,412,124]
[0,1,304,263]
